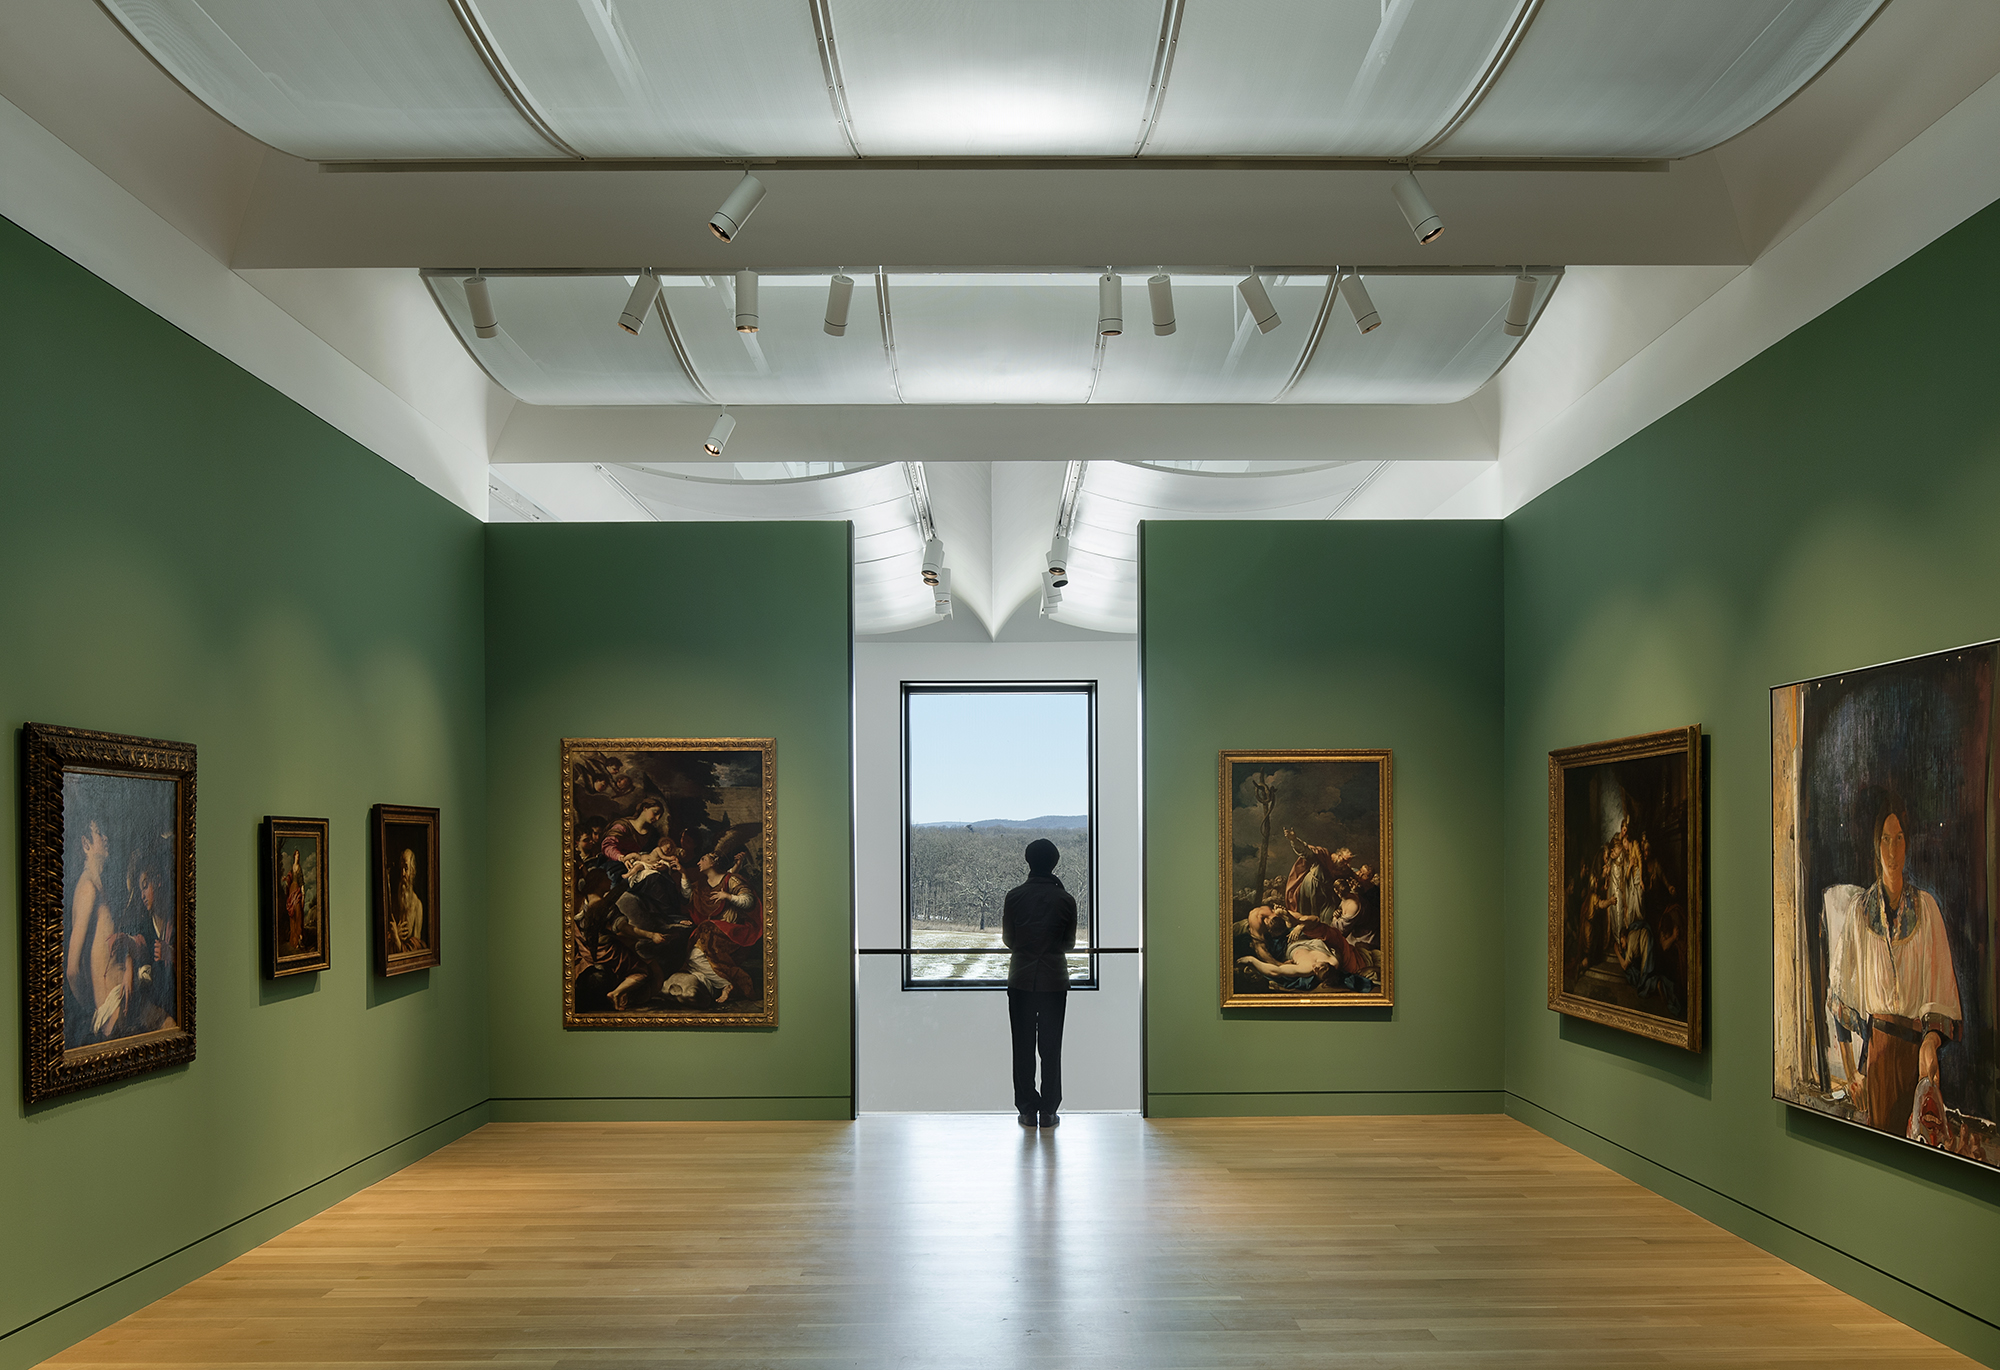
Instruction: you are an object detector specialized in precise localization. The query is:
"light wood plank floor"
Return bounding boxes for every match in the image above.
[46,1115,1970,1369]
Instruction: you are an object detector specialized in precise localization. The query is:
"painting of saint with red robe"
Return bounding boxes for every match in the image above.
[1219,750,1392,1008]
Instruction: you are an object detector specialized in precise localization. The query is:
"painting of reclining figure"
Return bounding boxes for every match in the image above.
[1774,645,1998,1171]
[1220,750,1392,1008]
[564,738,776,1027]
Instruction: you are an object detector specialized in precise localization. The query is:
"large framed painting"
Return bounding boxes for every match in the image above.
[1774,643,1999,1171]
[371,804,439,976]
[564,738,777,1027]
[264,816,330,978]
[1220,749,1391,1008]
[22,723,196,1104]
[1547,726,1703,1050]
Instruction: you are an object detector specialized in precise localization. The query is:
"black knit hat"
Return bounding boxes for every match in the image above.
[1025,838,1060,874]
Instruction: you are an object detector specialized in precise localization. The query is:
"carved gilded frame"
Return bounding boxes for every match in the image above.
[1218,749,1393,1009]
[562,737,777,1028]
[22,723,197,1104]
[1546,725,1704,1051]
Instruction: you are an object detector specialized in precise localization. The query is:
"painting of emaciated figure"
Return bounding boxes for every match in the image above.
[1774,644,1999,1172]
[564,738,776,1027]
[1219,750,1391,1008]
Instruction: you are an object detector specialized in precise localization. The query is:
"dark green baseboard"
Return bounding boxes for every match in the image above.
[1147,1090,1504,1117]
[489,1095,853,1122]
[1505,1093,2000,1369]
[0,1100,491,1370]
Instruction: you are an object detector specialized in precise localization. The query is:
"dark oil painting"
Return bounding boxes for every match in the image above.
[1774,643,1999,1171]
[372,805,439,976]
[1220,750,1391,1008]
[265,817,329,977]
[1548,727,1702,1050]
[564,738,776,1027]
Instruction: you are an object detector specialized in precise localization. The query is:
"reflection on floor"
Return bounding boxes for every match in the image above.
[47,1115,1970,1368]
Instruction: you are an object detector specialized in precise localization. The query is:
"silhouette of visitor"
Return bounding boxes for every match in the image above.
[1002,838,1078,1128]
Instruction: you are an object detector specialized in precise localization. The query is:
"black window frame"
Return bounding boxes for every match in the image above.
[899,681,1099,991]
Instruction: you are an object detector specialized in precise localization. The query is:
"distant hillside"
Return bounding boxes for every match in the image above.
[908,824,1091,929]
[913,814,1088,830]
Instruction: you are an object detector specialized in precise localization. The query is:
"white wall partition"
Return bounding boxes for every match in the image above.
[854,640,1141,1113]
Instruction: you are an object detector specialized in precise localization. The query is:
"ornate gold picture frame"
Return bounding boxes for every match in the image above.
[563,738,777,1028]
[371,804,439,976]
[1219,749,1392,1009]
[1547,726,1703,1051]
[264,816,330,978]
[22,722,197,1104]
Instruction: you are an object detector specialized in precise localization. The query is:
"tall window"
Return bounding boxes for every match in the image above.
[903,685,1095,988]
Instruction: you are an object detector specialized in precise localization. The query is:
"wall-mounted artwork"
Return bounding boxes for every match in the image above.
[264,816,330,978]
[22,723,196,1104]
[1220,750,1392,1008]
[564,738,776,1027]
[371,804,439,976]
[1547,726,1703,1051]
[1774,644,1998,1171]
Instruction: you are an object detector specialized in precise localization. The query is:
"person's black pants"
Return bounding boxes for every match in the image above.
[1007,989,1067,1118]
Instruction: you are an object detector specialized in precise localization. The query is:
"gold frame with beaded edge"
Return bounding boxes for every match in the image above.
[22,723,197,1104]
[1219,749,1392,1009]
[562,738,777,1028]
[1546,725,1703,1051]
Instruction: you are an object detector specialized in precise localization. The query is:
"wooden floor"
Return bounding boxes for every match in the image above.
[47,1115,1969,1369]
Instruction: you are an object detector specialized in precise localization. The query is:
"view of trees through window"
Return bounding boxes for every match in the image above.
[904,687,1093,986]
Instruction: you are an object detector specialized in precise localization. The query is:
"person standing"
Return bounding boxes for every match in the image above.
[1002,838,1078,1128]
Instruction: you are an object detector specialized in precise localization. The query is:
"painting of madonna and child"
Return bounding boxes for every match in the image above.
[563,738,775,1027]
[1774,643,2000,1171]
[1221,750,1391,1008]
[1548,727,1703,1051]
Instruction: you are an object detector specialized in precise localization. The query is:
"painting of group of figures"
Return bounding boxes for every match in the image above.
[563,738,776,1027]
[1548,726,1703,1051]
[1774,643,1999,1171]
[1219,750,1392,1008]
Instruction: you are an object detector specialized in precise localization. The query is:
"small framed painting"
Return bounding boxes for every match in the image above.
[264,816,330,978]
[1547,725,1703,1051]
[22,722,197,1104]
[1220,749,1393,1008]
[371,804,439,976]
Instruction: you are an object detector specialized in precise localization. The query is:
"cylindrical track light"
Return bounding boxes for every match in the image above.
[921,537,945,586]
[1098,272,1123,336]
[1147,273,1176,336]
[702,409,736,456]
[1340,273,1382,334]
[463,275,499,339]
[1041,570,1063,615]
[709,173,766,242]
[1391,171,1444,244]
[824,273,854,336]
[932,567,954,617]
[1237,273,1281,333]
[1046,535,1070,588]
[617,271,661,335]
[734,270,759,333]
[1503,273,1537,337]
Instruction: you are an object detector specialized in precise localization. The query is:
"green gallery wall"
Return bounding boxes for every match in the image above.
[0,216,492,1369]
[1140,521,1506,1117]
[482,522,854,1120]
[1499,198,2000,1360]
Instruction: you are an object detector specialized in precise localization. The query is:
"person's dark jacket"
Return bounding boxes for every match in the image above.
[1002,873,1078,992]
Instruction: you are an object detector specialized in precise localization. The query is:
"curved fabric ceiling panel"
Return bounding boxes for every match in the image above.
[831,0,1163,155]
[100,0,558,160]
[1283,271,1557,404]
[1145,0,1526,156]
[428,275,709,405]
[885,274,1103,404]
[463,0,848,157]
[664,276,900,404]
[1434,0,1884,159]
[1089,274,1325,403]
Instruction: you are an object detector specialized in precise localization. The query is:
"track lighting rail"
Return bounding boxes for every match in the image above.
[330,156,1666,174]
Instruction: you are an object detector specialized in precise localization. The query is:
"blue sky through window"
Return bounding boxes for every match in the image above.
[907,691,1089,824]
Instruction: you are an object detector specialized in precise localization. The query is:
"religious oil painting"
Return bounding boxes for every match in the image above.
[1547,726,1703,1051]
[563,738,776,1027]
[1774,643,2000,1172]
[22,723,196,1104]
[371,805,439,976]
[264,816,330,978]
[1220,750,1392,1008]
